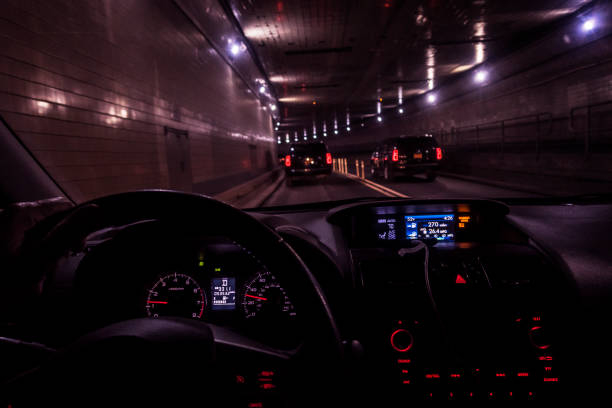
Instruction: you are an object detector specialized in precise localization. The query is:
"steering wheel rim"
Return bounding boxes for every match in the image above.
[6,190,343,406]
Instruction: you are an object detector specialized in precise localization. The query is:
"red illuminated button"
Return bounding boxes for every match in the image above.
[390,329,414,352]
[529,326,551,350]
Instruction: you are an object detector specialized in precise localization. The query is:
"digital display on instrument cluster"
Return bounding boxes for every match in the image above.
[211,277,236,310]
[375,214,455,241]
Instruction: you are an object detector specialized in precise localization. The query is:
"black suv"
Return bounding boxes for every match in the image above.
[284,142,333,185]
[370,135,442,181]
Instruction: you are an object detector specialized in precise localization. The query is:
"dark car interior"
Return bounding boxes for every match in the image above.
[2,0,612,407]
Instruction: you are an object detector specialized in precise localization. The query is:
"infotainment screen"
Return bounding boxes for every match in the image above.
[375,214,455,241]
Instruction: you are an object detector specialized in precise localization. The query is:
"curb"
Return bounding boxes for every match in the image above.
[240,170,286,208]
[214,168,283,207]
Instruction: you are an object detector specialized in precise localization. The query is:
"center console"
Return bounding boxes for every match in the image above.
[328,200,571,403]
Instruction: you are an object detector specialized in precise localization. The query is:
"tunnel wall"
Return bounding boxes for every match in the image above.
[0,0,275,202]
[328,27,612,184]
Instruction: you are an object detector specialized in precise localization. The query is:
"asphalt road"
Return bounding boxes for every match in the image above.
[263,172,534,207]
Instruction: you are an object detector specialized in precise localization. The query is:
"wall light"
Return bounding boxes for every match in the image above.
[259,85,266,93]
[426,93,437,104]
[377,116,383,122]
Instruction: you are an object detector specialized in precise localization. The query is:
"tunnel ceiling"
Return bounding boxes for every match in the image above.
[227,0,591,132]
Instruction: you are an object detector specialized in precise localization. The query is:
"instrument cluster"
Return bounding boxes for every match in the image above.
[74,231,299,348]
[140,237,298,345]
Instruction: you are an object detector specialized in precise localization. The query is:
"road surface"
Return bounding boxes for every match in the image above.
[263,173,535,207]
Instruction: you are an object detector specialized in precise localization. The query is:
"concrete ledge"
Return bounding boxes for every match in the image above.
[214,168,284,207]
[438,171,551,196]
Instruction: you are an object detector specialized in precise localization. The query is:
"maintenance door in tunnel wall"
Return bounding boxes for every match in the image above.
[165,127,193,192]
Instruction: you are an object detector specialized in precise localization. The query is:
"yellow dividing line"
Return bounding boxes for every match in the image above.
[343,172,411,198]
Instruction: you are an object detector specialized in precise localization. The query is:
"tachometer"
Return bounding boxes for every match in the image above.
[242,271,296,320]
[146,272,205,319]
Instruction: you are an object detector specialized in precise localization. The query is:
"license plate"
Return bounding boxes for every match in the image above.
[413,153,423,159]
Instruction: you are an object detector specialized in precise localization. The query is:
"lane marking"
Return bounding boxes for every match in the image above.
[341,172,411,198]
[360,177,411,197]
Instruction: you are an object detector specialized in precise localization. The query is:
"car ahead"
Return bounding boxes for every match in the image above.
[284,142,333,185]
[370,135,443,181]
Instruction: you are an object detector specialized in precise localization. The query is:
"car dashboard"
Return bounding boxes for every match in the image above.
[8,196,610,406]
[249,198,590,405]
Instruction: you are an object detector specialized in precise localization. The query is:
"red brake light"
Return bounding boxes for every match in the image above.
[392,149,399,162]
[436,147,443,160]
[326,152,332,164]
[285,155,291,167]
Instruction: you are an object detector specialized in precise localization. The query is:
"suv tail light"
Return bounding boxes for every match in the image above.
[326,152,332,164]
[436,147,443,160]
[285,155,291,167]
[392,149,399,162]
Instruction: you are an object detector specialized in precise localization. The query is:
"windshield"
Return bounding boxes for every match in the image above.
[2,1,612,207]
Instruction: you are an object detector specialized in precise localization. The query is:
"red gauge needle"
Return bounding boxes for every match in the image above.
[147,300,168,304]
[245,294,268,301]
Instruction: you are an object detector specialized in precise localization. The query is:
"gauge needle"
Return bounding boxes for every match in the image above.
[147,300,168,304]
[245,294,268,301]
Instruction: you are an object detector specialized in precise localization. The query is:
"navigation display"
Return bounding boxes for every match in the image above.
[375,214,455,242]
[211,277,236,310]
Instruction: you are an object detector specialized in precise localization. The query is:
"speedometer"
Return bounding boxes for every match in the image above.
[242,271,296,320]
[146,272,205,319]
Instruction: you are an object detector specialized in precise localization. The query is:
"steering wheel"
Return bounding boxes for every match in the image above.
[5,191,343,407]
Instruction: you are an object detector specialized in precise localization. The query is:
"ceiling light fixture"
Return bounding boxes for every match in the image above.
[582,17,596,32]
[230,43,241,56]
[474,69,488,84]
[346,109,351,131]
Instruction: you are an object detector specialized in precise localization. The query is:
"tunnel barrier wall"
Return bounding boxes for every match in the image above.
[0,0,276,203]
